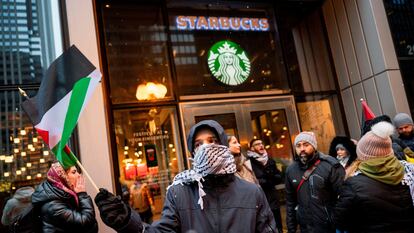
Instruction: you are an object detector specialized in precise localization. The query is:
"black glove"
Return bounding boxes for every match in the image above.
[94,188,131,230]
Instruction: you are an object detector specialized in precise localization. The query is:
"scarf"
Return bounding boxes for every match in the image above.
[337,155,349,168]
[400,160,414,206]
[247,150,269,166]
[358,156,404,185]
[168,143,236,209]
[47,162,79,205]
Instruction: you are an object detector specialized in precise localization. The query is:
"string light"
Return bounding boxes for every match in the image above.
[13,138,20,144]
[21,151,26,157]
[36,173,42,178]
[21,167,26,171]
[26,175,31,180]
[138,142,143,147]
[20,129,26,135]
[0,155,5,160]
[26,162,32,167]
[40,158,45,163]
[33,137,38,143]
[16,170,21,175]
[43,151,49,156]
[14,148,19,153]
[5,156,13,163]
[4,172,10,177]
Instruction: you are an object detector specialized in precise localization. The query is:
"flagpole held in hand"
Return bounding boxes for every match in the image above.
[76,160,99,192]
[18,86,99,193]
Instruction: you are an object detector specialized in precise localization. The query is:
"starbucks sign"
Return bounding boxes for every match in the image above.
[207,40,251,86]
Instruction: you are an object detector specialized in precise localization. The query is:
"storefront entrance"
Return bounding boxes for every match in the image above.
[180,96,300,166]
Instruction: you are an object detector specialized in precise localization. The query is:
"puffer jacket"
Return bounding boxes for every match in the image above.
[334,171,414,233]
[31,181,98,233]
[285,152,345,233]
[118,175,277,233]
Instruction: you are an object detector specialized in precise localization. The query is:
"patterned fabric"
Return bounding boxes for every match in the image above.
[401,160,414,205]
[247,150,269,166]
[168,143,236,209]
[47,162,78,205]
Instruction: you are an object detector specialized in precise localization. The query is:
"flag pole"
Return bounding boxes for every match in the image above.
[18,87,100,193]
[76,160,99,192]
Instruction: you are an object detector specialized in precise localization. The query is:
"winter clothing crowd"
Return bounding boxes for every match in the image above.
[2,113,414,233]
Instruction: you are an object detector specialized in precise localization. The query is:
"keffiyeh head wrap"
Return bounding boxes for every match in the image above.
[47,162,79,205]
[168,143,236,209]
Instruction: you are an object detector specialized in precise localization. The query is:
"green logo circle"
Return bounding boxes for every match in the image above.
[207,40,251,86]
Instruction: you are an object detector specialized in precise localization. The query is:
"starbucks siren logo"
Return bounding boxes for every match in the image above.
[208,41,250,86]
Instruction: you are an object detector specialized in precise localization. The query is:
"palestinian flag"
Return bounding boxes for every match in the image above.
[360,99,376,136]
[21,45,101,168]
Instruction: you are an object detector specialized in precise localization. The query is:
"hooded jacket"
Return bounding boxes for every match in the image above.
[110,120,278,233]
[328,136,357,168]
[1,187,34,226]
[334,156,414,233]
[31,181,98,233]
[285,152,345,233]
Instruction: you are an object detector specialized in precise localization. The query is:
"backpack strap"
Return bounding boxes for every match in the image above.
[296,159,321,193]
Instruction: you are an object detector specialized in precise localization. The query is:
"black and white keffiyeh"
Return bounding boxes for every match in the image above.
[401,160,414,205]
[168,143,236,209]
[247,150,269,166]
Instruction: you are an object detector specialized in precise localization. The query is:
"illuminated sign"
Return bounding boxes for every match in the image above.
[176,16,269,31]
[208,40,250,86]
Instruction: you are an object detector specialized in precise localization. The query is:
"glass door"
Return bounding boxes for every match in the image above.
[179,96,300,165]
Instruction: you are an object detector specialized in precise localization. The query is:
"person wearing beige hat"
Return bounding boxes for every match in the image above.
[334,122,414,233]
[285,131,345,233]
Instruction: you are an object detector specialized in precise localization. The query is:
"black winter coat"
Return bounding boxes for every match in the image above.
[334,174,414,233]
[250,157,282,210]
[285,152,345,233]
[118,175,277,233]
[31,181,98,233]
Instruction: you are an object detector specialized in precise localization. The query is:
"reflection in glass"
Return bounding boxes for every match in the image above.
[250,110,292,172]
[195,113,238,139]
[168,2,289,96]
[101,3,173,104]
[0,91,54,193]
[114,107,183,220]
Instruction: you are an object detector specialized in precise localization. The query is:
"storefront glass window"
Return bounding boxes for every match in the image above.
[295,94,346,153]
[0,0,63,206]
[168,2,289,97]
[113,107,183,220]
[101,3,174,104]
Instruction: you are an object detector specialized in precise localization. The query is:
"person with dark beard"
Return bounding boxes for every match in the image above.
[393,113,414,153]
[285,132,345,233]
[94,120,277,233]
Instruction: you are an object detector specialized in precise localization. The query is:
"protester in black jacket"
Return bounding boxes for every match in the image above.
[334,122,414,233]
[248,138,283,233]
[31,162,98,233]
[95,120,278,233]
[285,131,345,233]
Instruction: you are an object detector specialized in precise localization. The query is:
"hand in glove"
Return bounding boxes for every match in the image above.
[95,188,131,230]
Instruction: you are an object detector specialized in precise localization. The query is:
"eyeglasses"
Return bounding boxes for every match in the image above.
[252,141,263,147]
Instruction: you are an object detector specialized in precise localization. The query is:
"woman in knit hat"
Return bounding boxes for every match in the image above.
[333,122,414,233]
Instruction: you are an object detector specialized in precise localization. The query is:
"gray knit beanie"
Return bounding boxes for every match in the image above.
[294,131,317,150]
[393,113,413,128]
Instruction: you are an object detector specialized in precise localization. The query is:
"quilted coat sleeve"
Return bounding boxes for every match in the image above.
[42,192,97,231]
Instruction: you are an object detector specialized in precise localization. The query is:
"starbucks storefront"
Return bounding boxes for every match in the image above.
[96,0,346,219]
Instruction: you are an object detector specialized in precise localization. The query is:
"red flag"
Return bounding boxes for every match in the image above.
[360,99,376,136]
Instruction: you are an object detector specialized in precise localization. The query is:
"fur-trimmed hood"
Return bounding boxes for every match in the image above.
[329,136,357,168]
